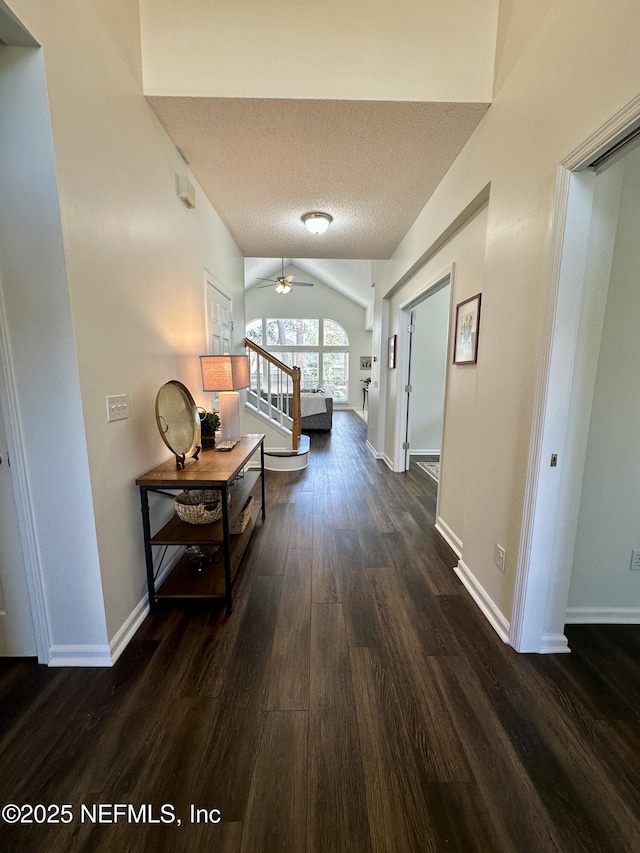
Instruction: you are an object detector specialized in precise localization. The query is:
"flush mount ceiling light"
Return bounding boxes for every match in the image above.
[302,212,333,235]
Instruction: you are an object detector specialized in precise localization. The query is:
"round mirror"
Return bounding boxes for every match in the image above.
[155,380,201,461]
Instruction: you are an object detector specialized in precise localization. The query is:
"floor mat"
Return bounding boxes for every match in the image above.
[415,460,440,482]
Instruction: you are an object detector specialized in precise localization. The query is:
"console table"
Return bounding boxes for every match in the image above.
[136,434,265,615]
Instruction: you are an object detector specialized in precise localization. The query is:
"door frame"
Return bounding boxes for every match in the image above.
[393,265,455,538]
[0,288,50,661]
[511,93,640,653]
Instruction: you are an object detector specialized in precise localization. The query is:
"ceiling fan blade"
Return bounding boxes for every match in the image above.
[291,281,314,287]
[283,275,295,284]
[256,276,277,283]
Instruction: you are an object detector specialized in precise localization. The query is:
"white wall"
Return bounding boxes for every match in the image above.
[383,206,488,550]
[369,0,640,627]
[140,0,498,102]
[4,0,245,650]
[568,145,640,615]
[245,264,372,410]
[0,44,109,654]
[408,284,449,454]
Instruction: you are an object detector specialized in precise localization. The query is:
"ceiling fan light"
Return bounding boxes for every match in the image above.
[281,282,291,294]
[275,282,285,294]
[302,212,333,235]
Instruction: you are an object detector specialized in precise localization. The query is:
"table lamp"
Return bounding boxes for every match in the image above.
[200,355,250,443]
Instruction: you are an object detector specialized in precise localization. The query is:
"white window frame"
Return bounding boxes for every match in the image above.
[246,317,350,399]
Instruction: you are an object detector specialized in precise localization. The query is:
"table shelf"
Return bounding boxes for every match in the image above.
[136,435,265,614]
[156,510,257,599]
[150,471,260,546]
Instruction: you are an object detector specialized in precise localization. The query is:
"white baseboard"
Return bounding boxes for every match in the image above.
[108,551,182,664]
[382,454,395,470]
[365,439,382,459]
[435,517,462,558]
[108,595,150,666]
[540,633,571,653]
[409,449,441,456]
[48,551,182,667]
[454,559,510,644]
[565,606,640,624]
[48,645,113,667]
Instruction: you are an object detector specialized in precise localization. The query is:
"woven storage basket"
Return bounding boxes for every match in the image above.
[230,496,254,534]
[174,489,228,525]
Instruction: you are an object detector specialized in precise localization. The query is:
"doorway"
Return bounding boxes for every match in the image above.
[565,142,640,622]
[511,98,640,653]
[405,282,451,480]
[395,268,453,526]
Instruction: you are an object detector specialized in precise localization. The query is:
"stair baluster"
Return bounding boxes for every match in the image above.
[245,337,301,452]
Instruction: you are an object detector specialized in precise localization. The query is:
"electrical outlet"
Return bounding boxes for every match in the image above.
[630,550,640,571]
[106,394,129,422]
[495,544,506,572]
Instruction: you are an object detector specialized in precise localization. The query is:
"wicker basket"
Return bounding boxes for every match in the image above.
[174,489,229,525]
[230,496,254,534]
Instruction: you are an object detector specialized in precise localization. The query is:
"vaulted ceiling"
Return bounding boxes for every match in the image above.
[141,0,499,306]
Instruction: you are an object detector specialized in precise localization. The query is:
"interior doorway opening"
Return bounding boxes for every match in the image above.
[394,268,454,531]
[512,97,640,653]
[404,282,451,475]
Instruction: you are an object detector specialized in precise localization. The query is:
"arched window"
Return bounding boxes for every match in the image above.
[246,318,350,399]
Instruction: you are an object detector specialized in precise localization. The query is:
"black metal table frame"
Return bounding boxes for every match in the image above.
[138,441,265,615]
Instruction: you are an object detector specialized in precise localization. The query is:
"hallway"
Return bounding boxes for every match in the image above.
[1,411,640,851]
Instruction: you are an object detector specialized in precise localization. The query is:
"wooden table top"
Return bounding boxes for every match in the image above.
[135,434,264,489]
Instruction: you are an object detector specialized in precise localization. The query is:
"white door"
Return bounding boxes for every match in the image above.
[206,277,232,355]
[0,390,36,656]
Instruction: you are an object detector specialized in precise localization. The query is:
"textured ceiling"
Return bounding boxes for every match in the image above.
[138,1,497,310]
[146,97,489,263]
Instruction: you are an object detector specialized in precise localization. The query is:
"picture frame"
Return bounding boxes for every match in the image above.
[453,293,482,364]
[360,356,372,370]
[388,335,397,369]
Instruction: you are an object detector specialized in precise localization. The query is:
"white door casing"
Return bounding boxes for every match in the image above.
[511,94,640,653]
[394,265,454,477]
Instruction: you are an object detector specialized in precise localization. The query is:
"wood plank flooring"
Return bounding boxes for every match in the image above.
[1,410,640,851]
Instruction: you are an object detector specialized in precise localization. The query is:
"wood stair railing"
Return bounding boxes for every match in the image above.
[244,337,302,452]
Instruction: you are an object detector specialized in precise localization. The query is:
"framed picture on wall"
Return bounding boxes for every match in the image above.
[453,293,482,364]
[388,335,397,369]
[360,357,372,370]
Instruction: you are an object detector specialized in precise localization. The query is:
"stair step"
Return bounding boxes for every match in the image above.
[263,435,310,471]
[264,435,310,457]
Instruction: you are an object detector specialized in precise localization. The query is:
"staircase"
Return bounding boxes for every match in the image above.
[244,337,310,471]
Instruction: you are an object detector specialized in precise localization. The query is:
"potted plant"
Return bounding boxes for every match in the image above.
[198,409,221,448]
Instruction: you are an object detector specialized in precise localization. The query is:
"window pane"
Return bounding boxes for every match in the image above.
[298,353,319,389]
[269,351,293,375]
[323,352,348,399]
[267,352,318,390]
[245,319,262,344]
[323,319,349,346]
[266,318,319,346]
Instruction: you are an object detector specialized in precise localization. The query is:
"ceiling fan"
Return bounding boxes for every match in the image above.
[256,260,314,294]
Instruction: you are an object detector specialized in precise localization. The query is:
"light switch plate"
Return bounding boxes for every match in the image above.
[106,394,129,422]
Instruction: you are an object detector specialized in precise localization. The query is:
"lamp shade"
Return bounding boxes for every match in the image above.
[200,355,250,391]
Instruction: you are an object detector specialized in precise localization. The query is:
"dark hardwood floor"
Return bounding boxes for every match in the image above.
[1,410,640,852]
